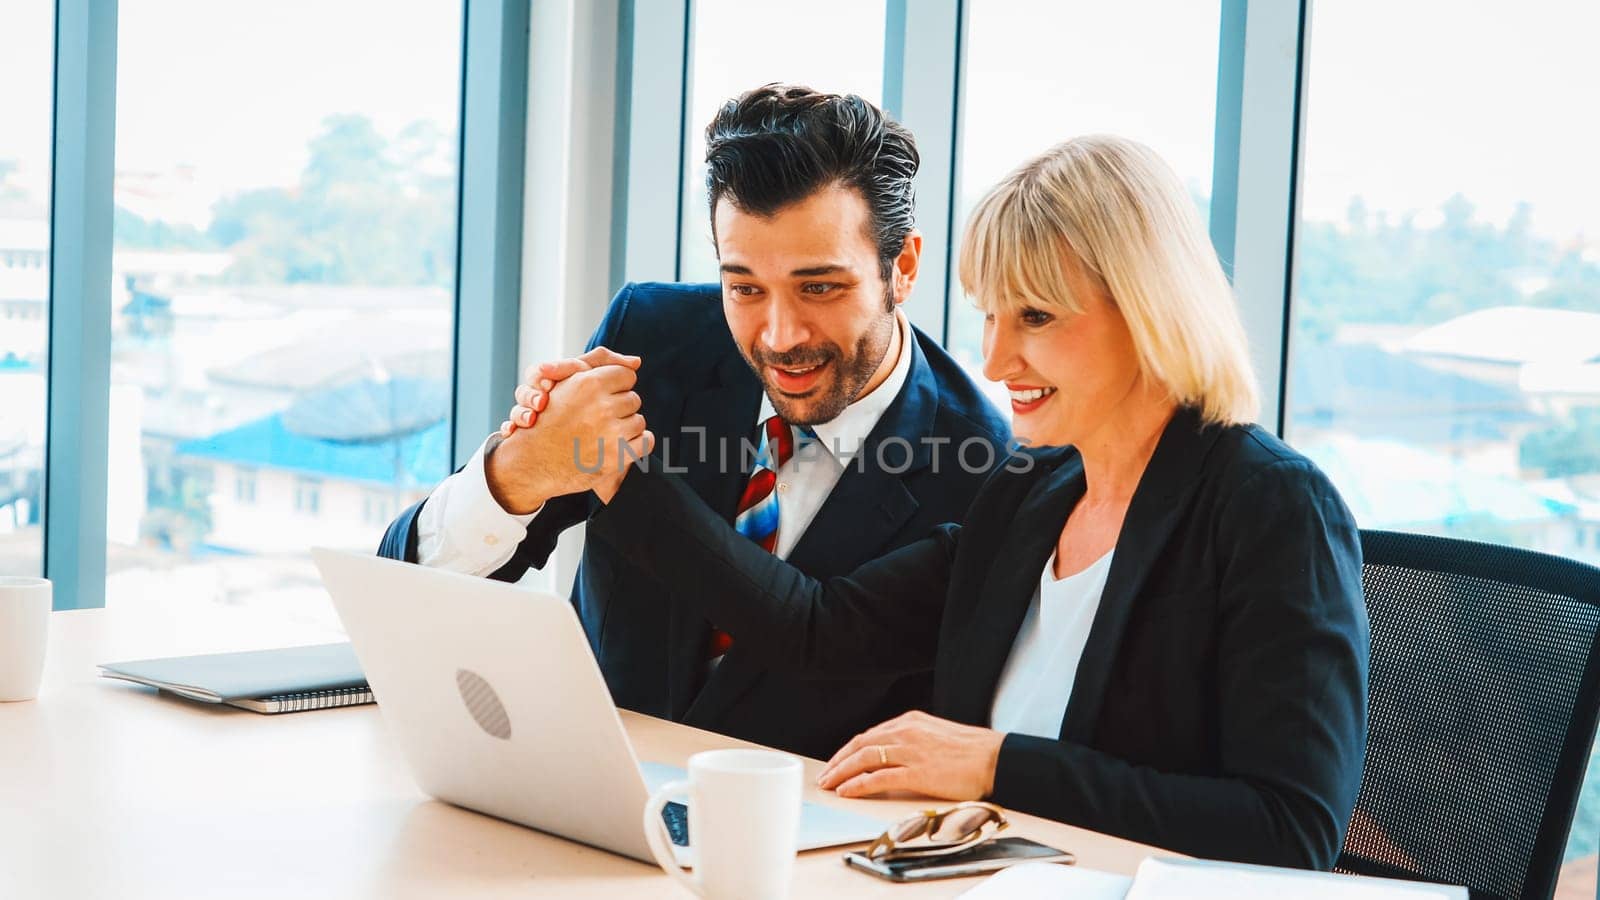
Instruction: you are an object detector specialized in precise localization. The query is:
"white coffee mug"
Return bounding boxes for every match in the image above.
[0,576,50,702]
[643,748,802,900]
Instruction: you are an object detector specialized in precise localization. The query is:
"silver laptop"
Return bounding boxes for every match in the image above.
[311,548,885,864]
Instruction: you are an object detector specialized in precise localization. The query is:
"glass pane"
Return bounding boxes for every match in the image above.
[949,0,1221,393]
[0,4,53,577]
[1286,1,1600,886]
[678,0,887,282]
[109,1,463,628]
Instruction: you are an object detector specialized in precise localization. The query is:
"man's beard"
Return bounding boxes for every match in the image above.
[747,315,896,427]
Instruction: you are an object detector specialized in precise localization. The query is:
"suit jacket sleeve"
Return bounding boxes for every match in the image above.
[990,458,1369,871]
[587,461,956,676]
[374,285,639,577]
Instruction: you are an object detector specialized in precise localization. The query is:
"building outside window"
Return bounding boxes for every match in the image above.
[105,0,462,623]
[362,491,393,528]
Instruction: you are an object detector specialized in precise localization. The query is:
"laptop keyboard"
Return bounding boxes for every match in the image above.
[661,801,690,847]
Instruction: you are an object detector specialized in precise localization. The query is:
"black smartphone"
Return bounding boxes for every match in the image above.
[843,837,1075,882]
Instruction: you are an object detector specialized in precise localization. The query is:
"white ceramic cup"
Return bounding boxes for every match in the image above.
[643,748,803,900]
[0,576,50,702]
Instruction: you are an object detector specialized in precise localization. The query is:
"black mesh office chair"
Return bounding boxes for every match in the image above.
[1336,530,1600,900]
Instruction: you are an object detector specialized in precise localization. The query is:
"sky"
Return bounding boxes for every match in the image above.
[0,0,462,222]
[679,0,888,280]
[958,0,1221,212]
[1,0,1597,241]
[1299,0,1600,239]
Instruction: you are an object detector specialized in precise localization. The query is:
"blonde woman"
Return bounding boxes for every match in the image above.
[558,136,1367,868]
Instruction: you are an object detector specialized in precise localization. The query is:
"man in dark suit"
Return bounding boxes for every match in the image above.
[377,85,1008,760]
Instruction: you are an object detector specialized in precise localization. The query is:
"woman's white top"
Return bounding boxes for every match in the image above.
[988,547,1115,740]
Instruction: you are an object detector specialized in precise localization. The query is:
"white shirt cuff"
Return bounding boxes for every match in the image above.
[414,436,541,576]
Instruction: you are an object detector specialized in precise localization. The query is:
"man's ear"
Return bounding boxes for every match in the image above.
[892,230,923,306]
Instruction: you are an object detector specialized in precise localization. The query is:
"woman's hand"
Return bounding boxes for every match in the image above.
[818,711,1006,801]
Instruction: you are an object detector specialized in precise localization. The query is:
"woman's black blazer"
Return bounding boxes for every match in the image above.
[589,406,1369,870]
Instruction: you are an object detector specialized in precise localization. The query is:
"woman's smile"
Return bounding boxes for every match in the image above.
[1007,384,1057,415]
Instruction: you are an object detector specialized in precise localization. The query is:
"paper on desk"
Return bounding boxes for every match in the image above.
[1124,857,1467,899]
[958,862,1132,899]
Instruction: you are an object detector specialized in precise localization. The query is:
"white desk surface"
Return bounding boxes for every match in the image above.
[0,603,1170,899]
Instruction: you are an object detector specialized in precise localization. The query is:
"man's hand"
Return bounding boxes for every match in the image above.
[816,711,1006,801]
[484,354,651,514]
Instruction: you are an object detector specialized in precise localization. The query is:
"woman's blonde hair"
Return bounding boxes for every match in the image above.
[958,135,1259,426]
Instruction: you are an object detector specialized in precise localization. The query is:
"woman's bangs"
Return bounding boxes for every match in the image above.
[960,183,1077,315]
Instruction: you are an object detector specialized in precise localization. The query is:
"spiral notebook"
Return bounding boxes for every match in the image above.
[99,642,373,714]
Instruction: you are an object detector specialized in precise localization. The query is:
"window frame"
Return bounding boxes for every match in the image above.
[43,0,116,611]
[234,467,257,506]
[293,478,322,517]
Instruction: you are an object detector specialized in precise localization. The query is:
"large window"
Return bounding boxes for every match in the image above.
[946,0,1222,375]
[677,0,887,282]
[107,0,463,622]
[0,4,53,577]
[1286,0,1600,873]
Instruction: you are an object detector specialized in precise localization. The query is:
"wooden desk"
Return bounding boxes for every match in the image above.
[0,605,1168,899]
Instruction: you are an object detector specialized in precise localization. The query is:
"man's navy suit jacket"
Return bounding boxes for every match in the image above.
[378,282,1011,759]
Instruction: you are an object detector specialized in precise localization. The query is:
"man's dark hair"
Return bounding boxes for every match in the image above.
[704,84,919,292]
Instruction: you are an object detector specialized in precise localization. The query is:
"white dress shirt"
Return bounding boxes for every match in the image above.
[415,311,914,574]
[988,548,1115,740]
[413,439,538,575]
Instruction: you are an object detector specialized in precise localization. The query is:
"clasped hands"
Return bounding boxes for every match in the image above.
[482,346,653,514]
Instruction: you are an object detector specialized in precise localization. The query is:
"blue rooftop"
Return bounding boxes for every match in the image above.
[177,412,450,488]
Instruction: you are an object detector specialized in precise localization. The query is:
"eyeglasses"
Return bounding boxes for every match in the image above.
[864,801,1010,860]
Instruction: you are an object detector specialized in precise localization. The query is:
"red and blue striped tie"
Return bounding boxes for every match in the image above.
[708,416,799,658]
[734,415,797,552]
